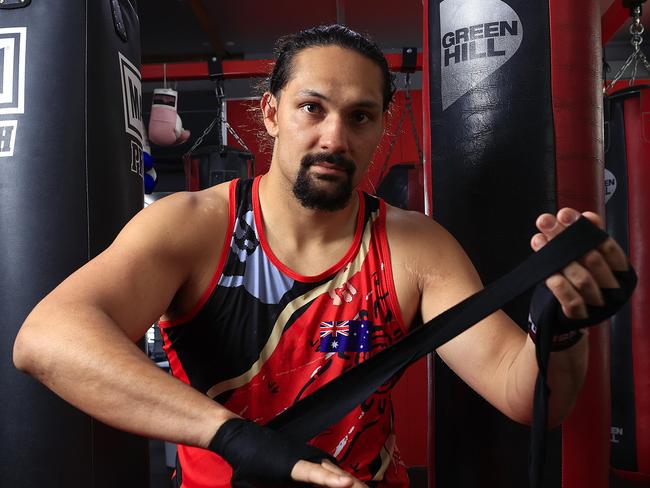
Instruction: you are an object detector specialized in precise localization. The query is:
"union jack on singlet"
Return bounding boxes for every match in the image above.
[159,176,410,487]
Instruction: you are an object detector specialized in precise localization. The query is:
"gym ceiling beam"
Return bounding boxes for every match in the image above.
[141,53,423,82]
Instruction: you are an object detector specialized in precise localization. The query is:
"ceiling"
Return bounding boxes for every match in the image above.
[138,0,649,64]
[138,0,423,62]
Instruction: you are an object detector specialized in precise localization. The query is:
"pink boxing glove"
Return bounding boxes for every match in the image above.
[148,88,190,146]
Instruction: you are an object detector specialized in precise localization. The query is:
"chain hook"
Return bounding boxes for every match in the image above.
[604,2,650,93]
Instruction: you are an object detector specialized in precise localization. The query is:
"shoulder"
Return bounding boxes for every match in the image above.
[111,181,233,260]
[384,204,482,317]
[384,204,466,269]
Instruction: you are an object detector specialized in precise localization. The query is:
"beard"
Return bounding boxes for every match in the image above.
[292,152,356,212]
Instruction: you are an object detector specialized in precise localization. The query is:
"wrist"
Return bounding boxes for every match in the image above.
[527,313,585,351]
[207,418,335,486]
[200,410,240,449]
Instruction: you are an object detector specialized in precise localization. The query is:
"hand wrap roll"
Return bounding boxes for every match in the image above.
[527,268,638,351]
[208,418,336,487]
[528,267,637,487]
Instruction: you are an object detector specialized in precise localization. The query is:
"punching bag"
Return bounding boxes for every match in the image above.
[0,1,149,487]
[425,0,606,486]
[605,85,650,484]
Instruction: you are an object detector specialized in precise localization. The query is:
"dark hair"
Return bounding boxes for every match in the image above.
[268,24,395,111]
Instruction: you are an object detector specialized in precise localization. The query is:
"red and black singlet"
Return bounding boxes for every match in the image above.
[159,176,410,487]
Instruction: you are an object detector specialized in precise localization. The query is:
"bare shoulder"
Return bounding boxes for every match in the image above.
[385,204,471,277]
[114,182,232,259]
[384,204,483,325]
[27,181,235,340]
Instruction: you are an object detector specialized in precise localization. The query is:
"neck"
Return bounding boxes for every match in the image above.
[257,169,360,251]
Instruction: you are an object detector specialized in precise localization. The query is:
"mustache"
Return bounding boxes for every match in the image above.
[300,152,356,175]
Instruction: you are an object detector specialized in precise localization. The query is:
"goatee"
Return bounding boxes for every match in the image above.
[292,152,356,211]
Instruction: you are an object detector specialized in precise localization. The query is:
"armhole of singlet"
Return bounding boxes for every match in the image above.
[376,199,408,335]
[158,179,239,328]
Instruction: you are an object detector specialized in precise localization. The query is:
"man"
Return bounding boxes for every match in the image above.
[13,25,630,487]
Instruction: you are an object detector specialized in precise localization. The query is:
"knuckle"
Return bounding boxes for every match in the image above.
[573,274,593,293]
[565,297,585,316]
[583,250,603,269]
[600,239,620,257]
[546,274,565,291]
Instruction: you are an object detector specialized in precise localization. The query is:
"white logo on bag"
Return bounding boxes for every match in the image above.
[119,52,144,144]
[0,27,26,158]
[439,0,523,110]
[0,27,26,115]
[118,52,144,176]
[604,168,617,204]
[0,120,17,157]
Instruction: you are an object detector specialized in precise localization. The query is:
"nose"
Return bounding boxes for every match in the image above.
[319,114,349,155]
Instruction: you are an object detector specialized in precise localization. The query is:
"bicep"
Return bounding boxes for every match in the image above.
[36,202,193,341]
[416,224,527,409]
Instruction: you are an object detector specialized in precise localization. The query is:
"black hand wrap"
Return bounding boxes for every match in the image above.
[208,418,336,487]
[527,268,638,350]
[528,267,637,487]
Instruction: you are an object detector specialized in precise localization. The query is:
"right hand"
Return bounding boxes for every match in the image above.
[209,418,368,487]
[291,458,368,487]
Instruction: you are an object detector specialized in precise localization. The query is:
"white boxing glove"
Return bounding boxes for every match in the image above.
[148,88,191,146]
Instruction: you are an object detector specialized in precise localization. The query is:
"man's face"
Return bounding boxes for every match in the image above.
[263,45,386,211]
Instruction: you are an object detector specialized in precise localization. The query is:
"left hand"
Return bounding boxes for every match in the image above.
[530,208,629,320]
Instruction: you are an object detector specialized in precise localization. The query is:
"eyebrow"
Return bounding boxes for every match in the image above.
[297,89,381,110]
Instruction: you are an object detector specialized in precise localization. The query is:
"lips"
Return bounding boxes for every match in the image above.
[313,161,347,172]
[301,152,356,176]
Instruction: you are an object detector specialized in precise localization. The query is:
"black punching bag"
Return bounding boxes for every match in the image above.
[605,85,650,484]
[425,0,606,487]
[0,1,148,487]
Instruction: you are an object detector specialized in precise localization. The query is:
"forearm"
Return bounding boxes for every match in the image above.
[13,303,235,448]
[507,331,589,426]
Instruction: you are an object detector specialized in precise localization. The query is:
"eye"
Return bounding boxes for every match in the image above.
[351,111,371,124]
[301,103,321,114]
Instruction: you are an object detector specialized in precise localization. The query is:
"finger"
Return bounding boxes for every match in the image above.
[533,227,605,306]
[545,274,588,319]
[536,208,580,241]
[581,211,629,272]
[320,461,368,487]
[580,211,604,230]
[557,207,583,227]
[321,460,346,474]
[291,460,355,487]
[531,232,548,252]
[580,249,619,289]
[537,208,627,289]
[561,260,604,306]
[536,213,565,240]
[597,237,629,272]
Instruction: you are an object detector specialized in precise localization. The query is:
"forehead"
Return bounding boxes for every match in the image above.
[283,46,384,105]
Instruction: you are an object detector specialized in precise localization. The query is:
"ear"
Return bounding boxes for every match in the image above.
[261,92,279,138]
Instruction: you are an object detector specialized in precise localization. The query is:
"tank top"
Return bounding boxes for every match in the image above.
[159,176,410,487]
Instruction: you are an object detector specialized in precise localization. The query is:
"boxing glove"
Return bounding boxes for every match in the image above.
[148,88,190,146]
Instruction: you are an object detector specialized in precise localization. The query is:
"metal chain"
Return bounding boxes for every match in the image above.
[604,6,650,92]
[184,80,251,157]
[404,82,423,163]
[226,121,251,153]
[183,115,252,157]
[377,72,424,183]
[378,79,408,181]
[184,115,219,157]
